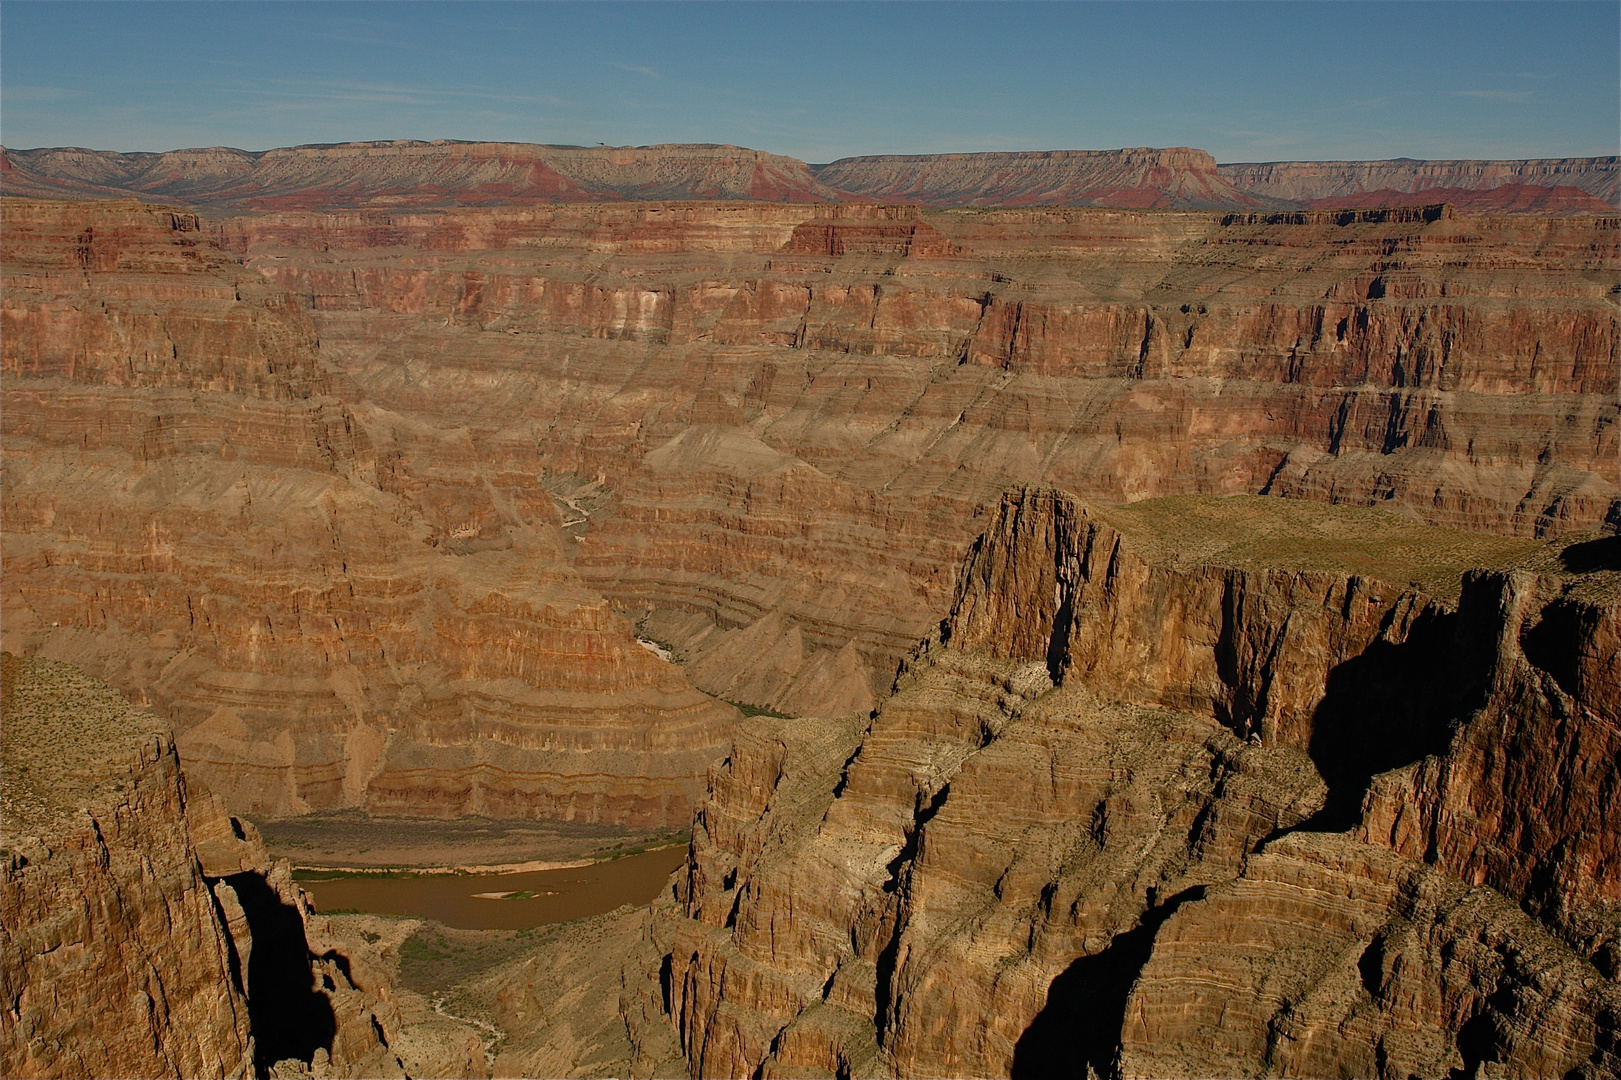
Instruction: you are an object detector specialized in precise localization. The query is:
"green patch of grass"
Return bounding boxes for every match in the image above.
[725,698,791,719]
[292,867,426,881]
[396,923,547,996]
[599,829,689,861]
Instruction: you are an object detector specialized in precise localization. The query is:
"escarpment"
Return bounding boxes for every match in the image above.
[647,489,1619,1079]
[0,654,404,1079]
[1,198,739,825]
[188,197,1619,715]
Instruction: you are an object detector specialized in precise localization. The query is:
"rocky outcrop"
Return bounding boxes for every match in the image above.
[0,654,404,1079]
[5,192,1615,770]
[647,489,1620,1079]
[1,198,738,825]
[1,141,847,210]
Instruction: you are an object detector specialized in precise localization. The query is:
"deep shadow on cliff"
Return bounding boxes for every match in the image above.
[1301,607,1470,831]
[0,654,405,1080]
[1011,885,1207,1080]
[222,872,339,1074]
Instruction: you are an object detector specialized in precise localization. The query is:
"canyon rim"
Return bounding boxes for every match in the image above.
[2,138,1618,1080]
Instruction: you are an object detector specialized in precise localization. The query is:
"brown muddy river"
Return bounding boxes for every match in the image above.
[298,846,687,930]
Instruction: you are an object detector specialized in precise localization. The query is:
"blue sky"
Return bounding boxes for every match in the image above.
[2,1,1616,163]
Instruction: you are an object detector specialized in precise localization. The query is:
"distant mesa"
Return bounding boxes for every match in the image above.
[2,139,1615,213]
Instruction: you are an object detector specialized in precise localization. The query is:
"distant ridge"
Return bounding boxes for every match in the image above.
[1216,157,1618,214]
[2,139,1615,213]
[0,140,847,209]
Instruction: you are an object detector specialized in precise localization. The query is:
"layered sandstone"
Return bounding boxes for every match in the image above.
[648,489,1620,1079]
[0,654,403,1079]
[5,193,1615,777]
[1,198,738,825]
[197,197,1619,713]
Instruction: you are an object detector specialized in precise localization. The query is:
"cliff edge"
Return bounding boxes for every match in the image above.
[0,654,404,1079]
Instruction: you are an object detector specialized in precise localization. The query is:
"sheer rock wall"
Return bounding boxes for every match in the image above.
[650,490,1619,1079]
[206,200,1617,715]
[0,654,403,1079]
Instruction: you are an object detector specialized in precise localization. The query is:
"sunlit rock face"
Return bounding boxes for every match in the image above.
[2,192,1615,809]
[210,198,1615,715]
[1,199,738,826]
[5,141,1615,213]
[652,490,1619,1080]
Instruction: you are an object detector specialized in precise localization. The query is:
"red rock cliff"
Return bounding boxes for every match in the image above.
[1,198,739,825]
[647,489,1619,1079]
[1,654,404,1079]
[1,141,846,210]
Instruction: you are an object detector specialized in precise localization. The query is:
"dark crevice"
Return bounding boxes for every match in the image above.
[1011,885,1207,1080]
[223,872,335,1075]
[1520,600,1584,700]
[318,948,353,986]
[1357,934,1387,996]
[1560,535,1621,573]
[884,784,949,884]
[1298,607,1468,833]
[830,745,862,799]
[873,921,902,1047]
[659,954,674,1015]
[204,881,246,997]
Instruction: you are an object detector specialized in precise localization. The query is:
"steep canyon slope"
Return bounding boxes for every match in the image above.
[0,199,738,825]
[647,489,1620,1079]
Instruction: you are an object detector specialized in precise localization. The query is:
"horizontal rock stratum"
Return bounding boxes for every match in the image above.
[1,198,740,826]
[3,139,1616,212]
[3,195,1616,817]
[1,166,1618,1078]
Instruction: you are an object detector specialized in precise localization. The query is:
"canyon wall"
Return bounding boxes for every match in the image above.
[648,489,1620,1079]
[810,147,1258,209]
[4,194,1615,812]
[0,198,738,825]
[0,653,403,1079]
[205,198,1617,715]
[5,140,1616,212]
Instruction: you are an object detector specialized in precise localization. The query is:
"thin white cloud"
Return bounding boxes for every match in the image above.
[611,63,661,80]
[1453,90,1537,102]
[2,86,93,103]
